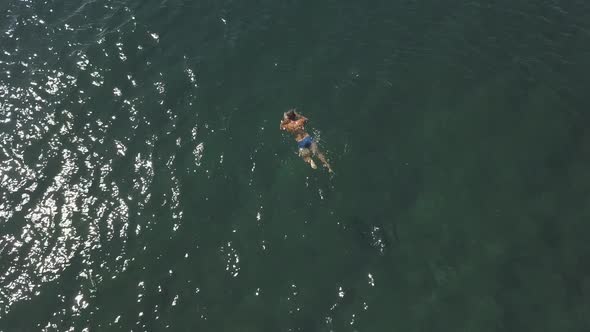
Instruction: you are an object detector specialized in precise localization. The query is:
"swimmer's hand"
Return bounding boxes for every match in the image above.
[294,111,307,121]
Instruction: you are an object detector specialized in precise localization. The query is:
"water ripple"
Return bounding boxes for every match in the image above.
[0,0,164,320]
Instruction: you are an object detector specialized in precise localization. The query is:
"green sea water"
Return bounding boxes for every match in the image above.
[1,0,590,331]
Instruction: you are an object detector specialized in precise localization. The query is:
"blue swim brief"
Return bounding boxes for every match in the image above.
[297,136,313,149]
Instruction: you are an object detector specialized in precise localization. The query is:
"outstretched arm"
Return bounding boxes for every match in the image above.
[294,111,308,122]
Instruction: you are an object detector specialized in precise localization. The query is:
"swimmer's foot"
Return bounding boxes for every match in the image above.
[309,159,317,169]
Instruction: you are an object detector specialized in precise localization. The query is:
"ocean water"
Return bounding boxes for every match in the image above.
[1,0,590,331]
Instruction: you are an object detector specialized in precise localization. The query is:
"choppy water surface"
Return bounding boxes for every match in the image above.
[2,0,590,331]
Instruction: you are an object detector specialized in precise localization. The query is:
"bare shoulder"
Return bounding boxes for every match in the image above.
[296,118,308,127]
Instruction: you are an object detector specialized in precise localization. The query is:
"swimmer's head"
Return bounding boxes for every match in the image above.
[286,109,297,121]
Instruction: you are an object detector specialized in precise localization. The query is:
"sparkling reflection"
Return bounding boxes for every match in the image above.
[0,0,162,321]
[1,0,373,330]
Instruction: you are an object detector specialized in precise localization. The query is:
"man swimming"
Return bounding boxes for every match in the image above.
[280,109,333,172]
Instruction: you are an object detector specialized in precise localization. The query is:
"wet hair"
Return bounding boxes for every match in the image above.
[286,110,297,120]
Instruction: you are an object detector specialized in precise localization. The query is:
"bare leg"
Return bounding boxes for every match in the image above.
[311,142,333,173]
[299,148,317,169]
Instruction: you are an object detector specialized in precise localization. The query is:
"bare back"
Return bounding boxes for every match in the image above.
[281,118,309,141]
